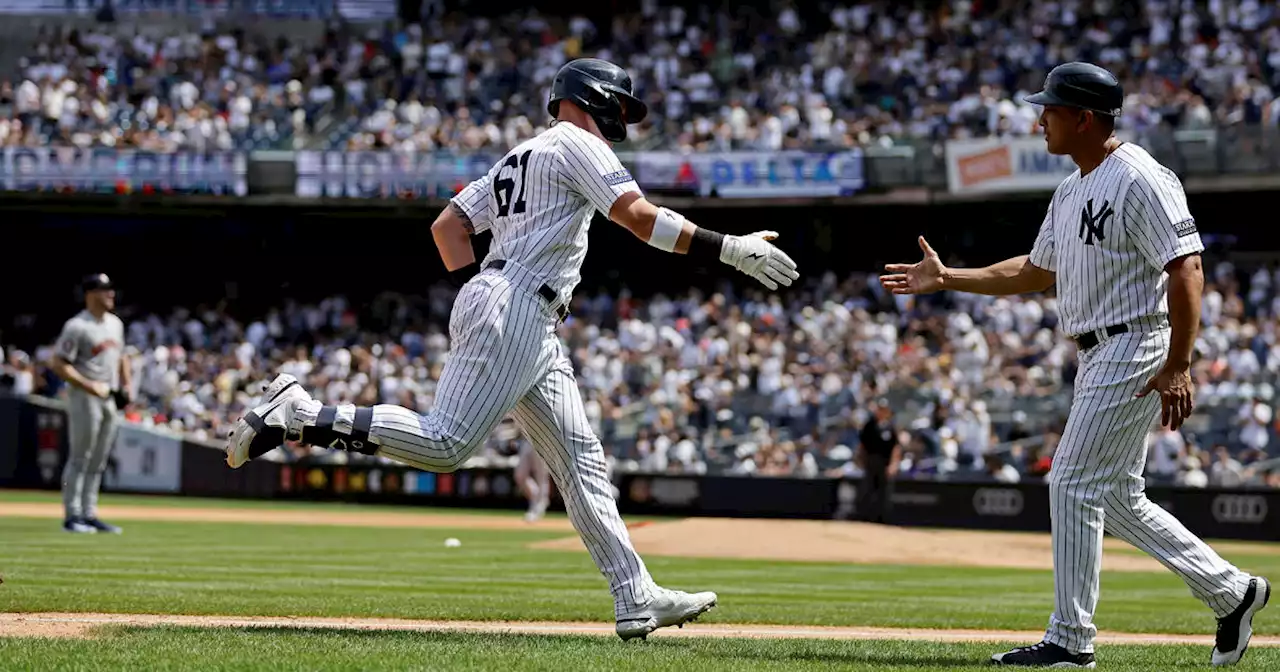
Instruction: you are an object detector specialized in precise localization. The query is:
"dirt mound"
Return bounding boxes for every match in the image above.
[5,612,1279,646]
[532,518,1174,571]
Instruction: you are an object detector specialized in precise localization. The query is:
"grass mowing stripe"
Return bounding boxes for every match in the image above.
[2,509,1277,636]
[1,627,1276,672]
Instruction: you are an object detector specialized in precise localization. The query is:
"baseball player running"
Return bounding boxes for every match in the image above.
[226,58,799,640]
[51,273,131,534]
[881,62,1269,668]
[515,437,552,522]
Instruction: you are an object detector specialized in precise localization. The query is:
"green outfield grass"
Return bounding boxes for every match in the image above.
[3,628,1277,672]
[1,492,1277,670]
[0,489,567,518]
[0,489,681,524]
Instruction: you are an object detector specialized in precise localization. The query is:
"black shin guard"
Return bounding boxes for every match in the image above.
[304,406,379,455]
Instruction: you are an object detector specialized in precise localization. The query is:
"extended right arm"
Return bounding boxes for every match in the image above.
[557,127,799,290]
[608,191,798,290]
[879,236,1054,296]
[883,194,1059,297]
[940,254,1056,295]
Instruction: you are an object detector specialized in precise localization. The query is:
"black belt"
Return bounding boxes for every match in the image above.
[485,260,569,321]
[1071,323,1129,351]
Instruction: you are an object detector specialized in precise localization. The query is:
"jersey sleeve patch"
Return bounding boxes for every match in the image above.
[1172,218,1198,238]
[602,169,634,186]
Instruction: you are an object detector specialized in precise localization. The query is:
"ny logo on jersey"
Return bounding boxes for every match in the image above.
[1079,198,1114,246]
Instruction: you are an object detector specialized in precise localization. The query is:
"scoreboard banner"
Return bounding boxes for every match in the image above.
[631,150,866,198]
[295,149,865,200]
[0,0,395,19]
[945,133,1135,194]
[295,151,500,199]
[0,148,247,196]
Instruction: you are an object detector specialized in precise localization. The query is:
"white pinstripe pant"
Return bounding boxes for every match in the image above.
[1045,328,1251,653]
[301,269,655,618]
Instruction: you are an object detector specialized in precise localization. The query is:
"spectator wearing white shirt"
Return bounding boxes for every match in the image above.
[1147,427,1186,483]
[1238,398,1273,453]
[1177,454,1211,488]
[1209,445,1246,488]
[984,453,1021,483]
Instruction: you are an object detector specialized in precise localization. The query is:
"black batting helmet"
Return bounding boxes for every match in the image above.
[81,273,114,292]
[547,58,648,143]
[1025,62,1123,117]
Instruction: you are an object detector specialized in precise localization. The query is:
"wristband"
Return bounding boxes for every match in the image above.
[648,207,683,252]
[688,226,725,263]
[447,262,479,288]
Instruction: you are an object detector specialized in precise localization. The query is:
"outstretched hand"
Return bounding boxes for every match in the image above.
[879,236,947,295]
[720,231,800,291]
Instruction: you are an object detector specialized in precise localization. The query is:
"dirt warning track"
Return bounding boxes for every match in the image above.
[3,612,1279,647]
[0,502,576,531]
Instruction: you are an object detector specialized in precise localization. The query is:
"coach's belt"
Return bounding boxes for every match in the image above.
[484,260,570,321]
[1071,323,1129,351]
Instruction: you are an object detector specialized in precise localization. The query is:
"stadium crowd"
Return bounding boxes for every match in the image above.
[0,21,332,150]
[2,0,1280,152]
[3,257,1279,488]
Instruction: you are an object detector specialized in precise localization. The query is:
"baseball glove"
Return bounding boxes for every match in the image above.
[111,389,131,409]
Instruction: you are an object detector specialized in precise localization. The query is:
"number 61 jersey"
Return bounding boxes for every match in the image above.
[449,122,641,301]
[1027,142,1204,337]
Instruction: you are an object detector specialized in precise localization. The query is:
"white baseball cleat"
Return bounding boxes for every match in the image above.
[616,587,718,641]
[524,497,550,523]
[225,374,313,468]
[1212,576,1271,666]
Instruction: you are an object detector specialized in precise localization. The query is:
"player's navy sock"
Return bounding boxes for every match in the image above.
[302,405,379,455]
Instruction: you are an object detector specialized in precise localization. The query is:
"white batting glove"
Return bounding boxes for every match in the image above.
[719,231,800,290]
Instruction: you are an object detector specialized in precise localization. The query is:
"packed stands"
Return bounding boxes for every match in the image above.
[4,255,1279,488]
[324,0,1280,151]
[3,0,1279,152]
[0,1,1276,487]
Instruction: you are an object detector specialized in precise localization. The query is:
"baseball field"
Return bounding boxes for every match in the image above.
[0,490,1277,670]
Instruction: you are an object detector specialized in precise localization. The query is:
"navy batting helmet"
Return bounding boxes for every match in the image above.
[547,58,648,142]
[81,273,114,292]
[1025,62,1123,117]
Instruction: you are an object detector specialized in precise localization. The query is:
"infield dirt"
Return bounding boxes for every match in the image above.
[4,612,1280,647]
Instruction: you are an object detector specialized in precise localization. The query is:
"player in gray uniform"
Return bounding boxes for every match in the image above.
[225,58,799,640]
[881,63,1269,668]
[51,273,132,534]
[515,437,552,522]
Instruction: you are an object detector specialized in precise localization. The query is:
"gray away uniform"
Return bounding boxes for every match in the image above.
[54,310,125,521]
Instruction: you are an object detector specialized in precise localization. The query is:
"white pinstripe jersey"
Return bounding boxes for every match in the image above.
[1029,143,1205,336]
[449,122,641,302]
